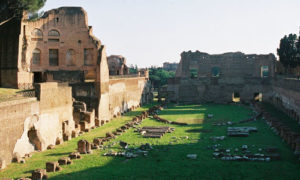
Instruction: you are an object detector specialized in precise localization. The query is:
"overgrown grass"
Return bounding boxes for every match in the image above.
[1,103,299,179]
[0,88,26,102]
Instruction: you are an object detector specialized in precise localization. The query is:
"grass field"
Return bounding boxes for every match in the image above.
[1,103,300,180]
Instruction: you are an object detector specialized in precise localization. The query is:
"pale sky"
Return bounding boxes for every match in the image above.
[41,0,300,67]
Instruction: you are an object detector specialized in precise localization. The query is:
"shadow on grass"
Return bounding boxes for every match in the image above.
[47,103,300,180]
[45,152,71,157]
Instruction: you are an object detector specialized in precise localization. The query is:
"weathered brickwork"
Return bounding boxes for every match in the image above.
[168,51,275,103]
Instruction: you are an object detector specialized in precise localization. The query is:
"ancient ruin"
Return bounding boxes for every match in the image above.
[107,55,129,76]
[0,7,152,168]
[167,51,300,123]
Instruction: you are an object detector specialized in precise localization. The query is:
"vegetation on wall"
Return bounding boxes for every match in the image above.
[0,0,46,25]
[149,67,175,89]
[277,33,300,72]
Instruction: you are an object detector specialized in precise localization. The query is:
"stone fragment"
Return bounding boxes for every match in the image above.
[69,152,81,159]
[58,157,72,165]
[46,161,60,172]
[55,137,63,145]
[187,154,197,159]
[31,169,47,180]
[120,141,128,149]
[106,132,115,138]
[207,114,214,118]
[47,144,55,150]
[72,130,78,138]
[78,139,92,154]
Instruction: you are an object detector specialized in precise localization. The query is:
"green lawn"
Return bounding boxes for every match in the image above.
[1,103,299,180]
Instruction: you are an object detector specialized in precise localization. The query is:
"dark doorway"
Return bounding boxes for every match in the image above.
[232,92,240,102]
[28,127,42,150]
[34,72,43,83]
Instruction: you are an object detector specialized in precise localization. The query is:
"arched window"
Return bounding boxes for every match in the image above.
[31,29,43,37]
[48,29,60,36]
[32,49,41,65]
[66,49,75,66]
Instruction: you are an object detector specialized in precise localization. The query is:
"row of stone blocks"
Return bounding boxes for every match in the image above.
[256,104,300,156]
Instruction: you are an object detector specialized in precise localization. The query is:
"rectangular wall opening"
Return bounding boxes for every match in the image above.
[190,68,198,79]
[49,49,59,66]
[33,72,43,83]
[232,92,240,102]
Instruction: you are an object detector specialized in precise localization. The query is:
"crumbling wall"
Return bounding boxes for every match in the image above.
[0,98,39,166]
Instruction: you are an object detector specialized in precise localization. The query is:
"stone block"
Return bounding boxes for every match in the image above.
[55,137,63,145]
[69,152,81,159]
[93,138,103,145]
[58,157,72,165]
[71,130,78,138]
[63,133,71,141]
[47,144,55,150]
[32,169,47,180]
[78,139,92,154]
[106,132,115,138]
[46,161,61,172]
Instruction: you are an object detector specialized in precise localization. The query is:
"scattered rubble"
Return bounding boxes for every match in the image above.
[227,127,257,137]
[210,136,225,141]
[103,143,153,159]
[138,126,174,138]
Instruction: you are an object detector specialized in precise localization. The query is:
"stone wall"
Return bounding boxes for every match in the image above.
[270,78,300,123]
[0,98,38,166]
[108,77,152,118]
[0,82,75,167]
[169,51,276,103]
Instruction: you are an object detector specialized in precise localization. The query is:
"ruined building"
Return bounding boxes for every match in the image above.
[107,55,129,75]
[168,51,300,123]
[163,62,178,72]
[0,7,152,168]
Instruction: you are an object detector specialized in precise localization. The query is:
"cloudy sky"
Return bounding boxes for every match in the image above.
[41,0,300,67]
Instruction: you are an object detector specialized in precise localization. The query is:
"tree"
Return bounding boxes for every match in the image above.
[277,34,299,73]
[0,0,46,25]
[149,67,175,89]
